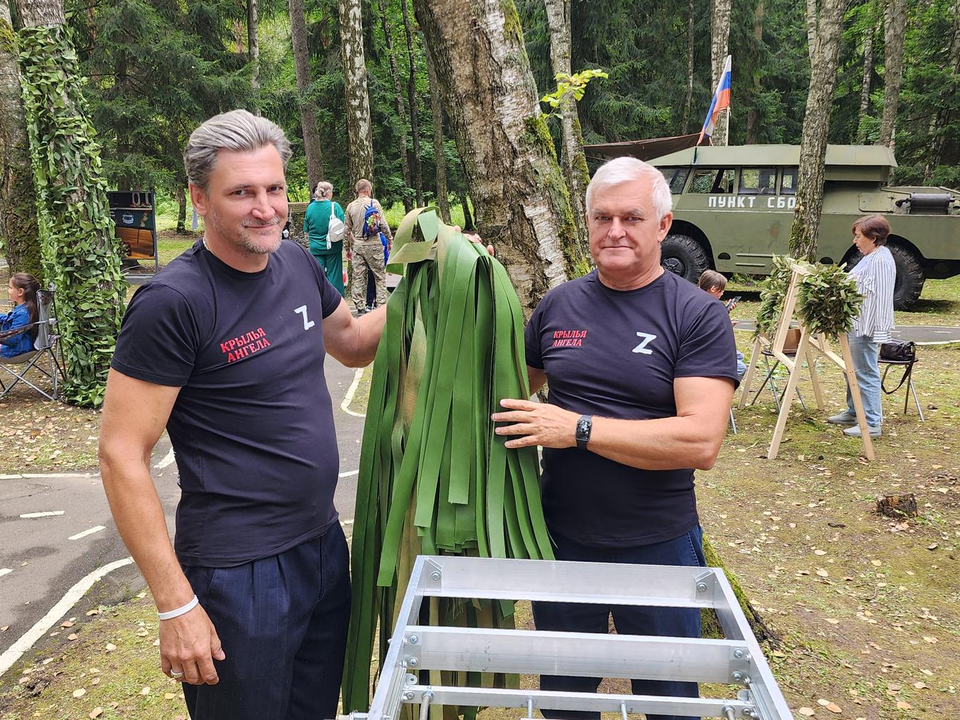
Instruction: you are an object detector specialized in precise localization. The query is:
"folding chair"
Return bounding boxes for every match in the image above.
[746,329,807,411]
[0,289,65,401]
[879,352,924,422]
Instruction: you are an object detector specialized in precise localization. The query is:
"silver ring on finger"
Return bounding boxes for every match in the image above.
[170,669,184,679]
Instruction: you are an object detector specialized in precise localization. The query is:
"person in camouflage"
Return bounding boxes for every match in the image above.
[344,179,392,314]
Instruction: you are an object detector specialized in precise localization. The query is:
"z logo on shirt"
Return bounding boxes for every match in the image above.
[632,331,657,355]
[295,305,315,331]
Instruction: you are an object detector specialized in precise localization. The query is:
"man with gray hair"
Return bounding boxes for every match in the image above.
[99,110,388,720]
[493,156,738,720]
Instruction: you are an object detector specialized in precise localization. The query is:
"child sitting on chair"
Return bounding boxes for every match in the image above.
[698,270,747,378]
[1,273,40,358]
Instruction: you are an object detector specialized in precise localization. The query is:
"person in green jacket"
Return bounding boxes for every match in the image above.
[304,181,347,295]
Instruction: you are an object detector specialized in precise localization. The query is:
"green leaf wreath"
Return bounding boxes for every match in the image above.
[797,263,863,339]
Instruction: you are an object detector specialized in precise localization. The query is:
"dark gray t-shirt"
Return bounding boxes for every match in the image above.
[112,240,343,566]
[525,269,738,547]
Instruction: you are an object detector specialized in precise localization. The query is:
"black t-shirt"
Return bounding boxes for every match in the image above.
[524,269,738,547]
[112,240,343,566]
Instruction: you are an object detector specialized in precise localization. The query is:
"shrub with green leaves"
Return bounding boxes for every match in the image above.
[797,263,863,339]
[18,24,126,407]
[754,255,796,338]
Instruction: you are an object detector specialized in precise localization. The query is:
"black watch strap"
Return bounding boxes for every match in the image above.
[575,415,593,450]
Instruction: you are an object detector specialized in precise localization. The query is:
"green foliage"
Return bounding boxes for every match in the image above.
[754,254,795,338]
[540,68,608,112]
[18,24,126,407]
[797,263,862,340]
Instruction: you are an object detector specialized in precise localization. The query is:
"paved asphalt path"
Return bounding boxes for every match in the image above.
[0,354,364,672]
[733,320,960,344]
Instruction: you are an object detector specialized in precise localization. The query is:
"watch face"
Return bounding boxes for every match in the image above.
[576,417,591,440]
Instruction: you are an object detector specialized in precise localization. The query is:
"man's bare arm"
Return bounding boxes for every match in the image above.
[493,376,735,471]
[322,298,386,368]
[98,369,224,684]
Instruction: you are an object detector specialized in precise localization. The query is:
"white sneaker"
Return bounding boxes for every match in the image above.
[843,424,882,438]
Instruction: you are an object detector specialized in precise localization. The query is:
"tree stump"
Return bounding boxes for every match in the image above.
[875,493,918,518]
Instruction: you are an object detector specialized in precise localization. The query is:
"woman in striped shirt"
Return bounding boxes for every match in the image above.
[827,214,896,437]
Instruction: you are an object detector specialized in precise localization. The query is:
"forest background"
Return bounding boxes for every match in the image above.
[6,0,960,225]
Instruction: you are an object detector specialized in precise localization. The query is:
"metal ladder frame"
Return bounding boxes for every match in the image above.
[351,555,794,720]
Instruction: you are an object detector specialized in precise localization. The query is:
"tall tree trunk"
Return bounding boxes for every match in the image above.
[288,0,324,188]
[426,46,450,221]
[176,184,187,234]
[806,0,818,63]
[745,0,764,142]
[924,0,960,180]
[681,0,695,132]
[413,0,587,314]
[544,0,588,245]
[400,0,423,205]
[790,0,849,261]
[710,0,732,145]
[248,0,260,98]
[378,0,413,210]
[856,12,875,143]
[877,0,906,149]
[15,0,126,406]
[339,0,374,188]
[0,0,42,278]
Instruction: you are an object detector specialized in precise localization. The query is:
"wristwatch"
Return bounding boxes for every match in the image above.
[575,415,593,451]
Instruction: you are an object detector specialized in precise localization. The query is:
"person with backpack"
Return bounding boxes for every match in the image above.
[304,181,347,295]
[344,179,392,314]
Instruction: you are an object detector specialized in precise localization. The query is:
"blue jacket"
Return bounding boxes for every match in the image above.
[0,304,35,358]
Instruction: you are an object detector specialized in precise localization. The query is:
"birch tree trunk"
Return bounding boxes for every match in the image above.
[413,0,587,313]
[400,0,424,205]
[923,0,960,180]
[681,0,695,132]
[877,0,906,149]
[710,0,732,145]
[856,13,875,143]
[0,0,42,278]
[339,0,374,187]
[248,0,259,97]
[425,46,450,221]
[806,0,818,63]
[176,185,187,234]
[378,0,413,210]
[15,0,126,406]
[544,0,588,244]
[288,0,324,187]
[789,0,849,262]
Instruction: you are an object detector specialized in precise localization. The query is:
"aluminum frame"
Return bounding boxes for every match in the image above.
[352,555,793,720]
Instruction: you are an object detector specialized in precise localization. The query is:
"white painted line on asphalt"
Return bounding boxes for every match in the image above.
[0,557,134,678]
[338,469,359,478]
[340,368,365,418]
[68,526,105,541]
[21,473,95,479]
[342,519,354,526]
[19,511,65,519]
[154,448,175,469]
[0,569,11,578]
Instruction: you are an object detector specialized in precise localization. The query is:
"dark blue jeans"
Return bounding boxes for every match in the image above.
[181,523,351,720]
[532,526,706,720]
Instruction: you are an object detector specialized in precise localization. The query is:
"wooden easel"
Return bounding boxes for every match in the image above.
[738,263,875,461]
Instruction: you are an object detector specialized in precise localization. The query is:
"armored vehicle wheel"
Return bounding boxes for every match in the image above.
[661,234,710,283]
[846,243,924,310]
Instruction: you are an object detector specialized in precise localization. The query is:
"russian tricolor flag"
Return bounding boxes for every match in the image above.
[698,55,732,145]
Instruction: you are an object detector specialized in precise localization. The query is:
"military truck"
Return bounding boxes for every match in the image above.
[647,144,960,309]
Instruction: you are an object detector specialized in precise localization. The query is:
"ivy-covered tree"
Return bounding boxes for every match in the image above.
[15,0,126,406]
[0,0,41,278]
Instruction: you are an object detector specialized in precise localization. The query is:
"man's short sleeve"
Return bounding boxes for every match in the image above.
[524,300,546,370]
[111,283,200,387]
[675,301,740,386]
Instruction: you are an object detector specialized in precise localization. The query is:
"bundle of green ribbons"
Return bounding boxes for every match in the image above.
[342,209,555,715]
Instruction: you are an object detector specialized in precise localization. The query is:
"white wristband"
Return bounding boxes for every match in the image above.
[157,595,198,621]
